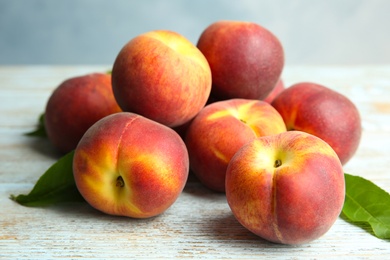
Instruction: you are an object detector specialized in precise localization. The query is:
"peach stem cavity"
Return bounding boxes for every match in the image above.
[116,176,125,187]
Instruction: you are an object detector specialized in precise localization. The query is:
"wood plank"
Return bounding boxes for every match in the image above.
[1,66,389,258]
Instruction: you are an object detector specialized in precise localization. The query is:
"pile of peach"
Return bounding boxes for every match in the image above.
[44,21,362,245]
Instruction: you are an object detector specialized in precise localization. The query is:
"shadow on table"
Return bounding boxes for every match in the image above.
[24,134,63,160]
[48,201,160,224]
[205,210,299,248]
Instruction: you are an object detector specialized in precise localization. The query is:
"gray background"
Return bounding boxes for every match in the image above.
[1,0,389,65]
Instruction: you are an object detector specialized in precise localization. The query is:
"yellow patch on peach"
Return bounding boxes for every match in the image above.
[145,30,210,72]
[249,131,339,177]
[205,100,258,122]
[74,147,144,215]
[211,147,230,163]
[113,191,143,216]
[205,109,232,121]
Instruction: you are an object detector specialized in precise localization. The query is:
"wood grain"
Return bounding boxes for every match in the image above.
[1,66,389,259]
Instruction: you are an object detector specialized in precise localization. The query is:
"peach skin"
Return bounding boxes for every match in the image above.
[73,112,189,218]
[197,20,284,100]
[226,131,345,245]
[112,30,212,128]
[185,99,286,192]
[45,73,121,153]
[271,82,362,164]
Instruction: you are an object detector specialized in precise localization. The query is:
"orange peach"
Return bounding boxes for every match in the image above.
[73,112,189,218]
[271,82,362,164]
[197,20,284,100]
[44,73,121,153]
[226,131,345,245]
[185,99,286,192]
[112,30,212,128]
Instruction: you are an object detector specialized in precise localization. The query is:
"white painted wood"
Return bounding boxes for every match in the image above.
[1,66,389,259]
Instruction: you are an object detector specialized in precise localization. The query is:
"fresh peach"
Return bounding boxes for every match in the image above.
[185,99,286,192]
[44,73,121,153]
[271,82,362,164]
[226,131,345,245]
[197,20,284,100]
[73,112,189,218]
[112,30,212,128]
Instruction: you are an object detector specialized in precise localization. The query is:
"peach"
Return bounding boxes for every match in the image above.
[112,30,212,128]
[73,112,189,218]
[271,82,362,164]
[225,131,345,245]
[185,99,286,192]
[197,20,284,100]
[44,73,121,153]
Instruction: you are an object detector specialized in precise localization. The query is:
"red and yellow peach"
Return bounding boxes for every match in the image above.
[112,30,212,128]
[185,98,287,192]
[226,131,345,245]
[73,112,189,218]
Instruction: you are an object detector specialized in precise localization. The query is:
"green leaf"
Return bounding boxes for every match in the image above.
[342,173,390,239]
[25,113,47,137]
[10,150,85,207]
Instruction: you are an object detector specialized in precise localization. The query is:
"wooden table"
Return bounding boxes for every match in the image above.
[1,66,389,259]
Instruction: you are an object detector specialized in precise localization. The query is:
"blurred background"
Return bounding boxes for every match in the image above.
[0,0,389,66]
